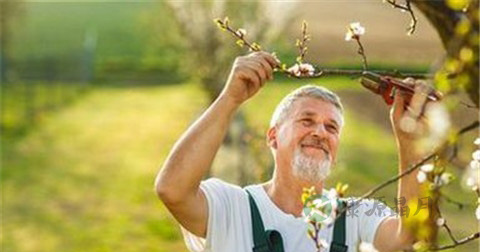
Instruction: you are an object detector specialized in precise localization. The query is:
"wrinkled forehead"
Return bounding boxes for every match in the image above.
[289,97,344,126]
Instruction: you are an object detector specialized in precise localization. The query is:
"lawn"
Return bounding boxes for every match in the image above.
[2,78,478,251]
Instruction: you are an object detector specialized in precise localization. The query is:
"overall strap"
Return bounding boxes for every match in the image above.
[246,190,285,252]
[330,200,348,252]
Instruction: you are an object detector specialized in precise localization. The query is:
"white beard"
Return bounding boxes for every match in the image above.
[291,147,331,184]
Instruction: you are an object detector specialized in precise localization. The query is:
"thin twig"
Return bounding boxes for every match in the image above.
[314,222,321,252]
[214,18,259,52]
[405,0,418,35]
[289,68,430,79]
[448,120,480,161]
[459,101,478,109]
[355,38,368,70]
[431,232,480,250]
[440,192,473,209]
[296,20,310,64]
[442,223,458,245]
[434,204,458,245]
[385,0,418,35]
[457,121,480,135]
[386,0,410,11]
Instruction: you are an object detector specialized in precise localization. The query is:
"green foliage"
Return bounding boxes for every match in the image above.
[8,2,186,82]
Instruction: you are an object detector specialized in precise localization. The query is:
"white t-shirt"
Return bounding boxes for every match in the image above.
[181,178,392,252]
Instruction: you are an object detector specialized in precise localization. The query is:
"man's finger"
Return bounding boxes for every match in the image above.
[402,77,415,84]
[392,89,406,120]
[252,51,279,68]
[245,62,267,85]
[254,58,273,80]
[238,66,261,90]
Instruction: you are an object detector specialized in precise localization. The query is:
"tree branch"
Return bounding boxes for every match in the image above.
[405,0,418,35]
[441,222,458,246]
[457,121,480,135]
[385,0,418,35]
[434,204,458,245]
[296,20,310,64]
[355,38,368,70]
[431,232,480,251]
[305,68,430,79]
[440,192,473,209]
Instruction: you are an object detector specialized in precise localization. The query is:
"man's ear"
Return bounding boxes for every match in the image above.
[266,126,278,149]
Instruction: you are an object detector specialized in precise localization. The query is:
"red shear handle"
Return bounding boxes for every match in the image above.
[379,76,442,106]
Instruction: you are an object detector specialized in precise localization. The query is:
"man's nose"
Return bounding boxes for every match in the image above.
[312,123,327,137]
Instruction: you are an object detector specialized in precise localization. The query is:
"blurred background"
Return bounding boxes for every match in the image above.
[1,0,478,251]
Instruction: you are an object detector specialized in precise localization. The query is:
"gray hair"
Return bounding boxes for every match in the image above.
[269,85,344,127]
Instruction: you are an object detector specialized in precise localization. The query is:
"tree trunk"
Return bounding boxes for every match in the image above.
[412,0,479,106]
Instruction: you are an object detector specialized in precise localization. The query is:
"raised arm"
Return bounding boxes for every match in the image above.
[154,52,278,237]
[374,82,433,251]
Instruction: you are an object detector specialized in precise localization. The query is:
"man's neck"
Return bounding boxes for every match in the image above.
[263,172,324,218]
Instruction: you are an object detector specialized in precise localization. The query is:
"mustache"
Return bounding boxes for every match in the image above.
[300,138,330,156]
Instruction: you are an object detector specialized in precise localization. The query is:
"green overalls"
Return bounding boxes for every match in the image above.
[246,191,348,252]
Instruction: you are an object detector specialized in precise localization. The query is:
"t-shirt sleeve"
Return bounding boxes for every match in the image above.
[181,178,243,252]
[356,199,392,244]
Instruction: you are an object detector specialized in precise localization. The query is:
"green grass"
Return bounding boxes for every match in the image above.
[2,79,478,251]
[1,82,87,137]
[2,83,207,252]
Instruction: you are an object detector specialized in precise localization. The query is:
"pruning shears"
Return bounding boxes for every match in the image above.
[360,71,443,105]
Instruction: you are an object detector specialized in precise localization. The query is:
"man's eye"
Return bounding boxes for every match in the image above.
[326,125,338,133]
[301,119,314,126]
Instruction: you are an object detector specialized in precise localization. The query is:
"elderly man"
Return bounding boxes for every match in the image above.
[155,52,424,252]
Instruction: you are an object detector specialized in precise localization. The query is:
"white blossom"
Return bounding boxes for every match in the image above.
[433,174,451,187]
[474,137,480,145]
[466,177,476,187]
[287,63,315,77]
[464,148,480,191]
[359,242,379,252]
[317,239,329,250]
[345,22,365,41]
[473,150,480,161]
[470,160,480,170]
[463,164,479,191]
[466,177,479,191]
[476,205,480,221]
[417,171,427,183]
[235,28,247,37]
[439,173,454,185]
[436,218,445,226]
[425,103,451,146]
[420,164,434,173]
[327,188,338,200]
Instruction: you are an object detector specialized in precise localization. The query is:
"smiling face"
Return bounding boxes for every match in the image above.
[268,97,343,183]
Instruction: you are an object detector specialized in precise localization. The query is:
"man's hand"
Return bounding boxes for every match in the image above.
[390,78,432,152]
[220,52,279,106]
